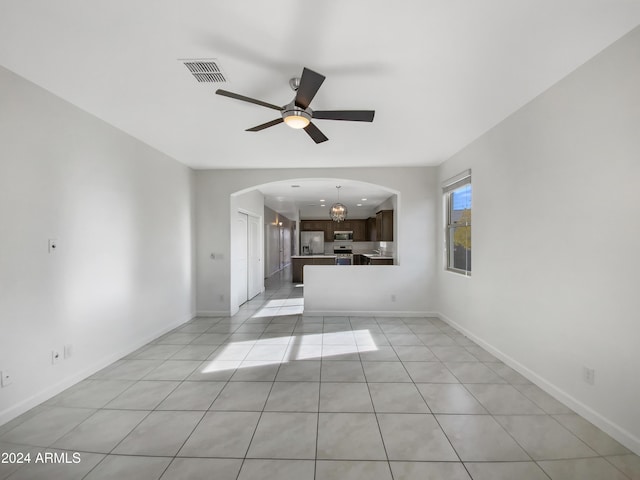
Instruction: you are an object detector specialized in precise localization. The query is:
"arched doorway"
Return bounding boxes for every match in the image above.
[230,178,399,315]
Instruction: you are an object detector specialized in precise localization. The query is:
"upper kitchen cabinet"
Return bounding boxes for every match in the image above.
[376,210,394,241]
[301,220,332,242]
[333,220,366,241]
[301,220,325,231]
[323,221,333,242]
[333,220,351,231]
[302,219,368,242]
[366,217,377,241]
[352,220,367,242]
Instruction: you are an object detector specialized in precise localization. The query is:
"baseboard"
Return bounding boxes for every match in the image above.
[303,310,439,317]
[435,311,640,456]
[0,312,195,428]
[196,310,229,317]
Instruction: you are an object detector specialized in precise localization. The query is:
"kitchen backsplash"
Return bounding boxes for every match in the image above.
[324,241,395,256]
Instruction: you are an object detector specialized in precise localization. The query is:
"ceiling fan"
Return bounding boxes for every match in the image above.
[215,67,375,144]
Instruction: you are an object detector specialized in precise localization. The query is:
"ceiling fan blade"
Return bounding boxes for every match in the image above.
[303,122,329,144]
[246,118,284,132]
[295,68,326,109]
[313,110,375,122]
[216,89,283,111]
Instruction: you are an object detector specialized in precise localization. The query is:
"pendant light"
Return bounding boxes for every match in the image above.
[330,186,348,222]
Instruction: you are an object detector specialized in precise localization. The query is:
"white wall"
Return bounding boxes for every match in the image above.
[196,169,438,316]
[436,26,640,453]
[0,66,195,425]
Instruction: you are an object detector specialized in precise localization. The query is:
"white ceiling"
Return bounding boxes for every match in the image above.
[1,1,639,171]
[258,179,394,220]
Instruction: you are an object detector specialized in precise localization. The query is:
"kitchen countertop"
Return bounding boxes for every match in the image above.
[360,253,395,259]
[293,254,394,259]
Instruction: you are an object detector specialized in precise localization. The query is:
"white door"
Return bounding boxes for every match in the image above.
[279,226,285,270]
[283,225,292,266]
[236,212,249,306]
[248,214,262,300]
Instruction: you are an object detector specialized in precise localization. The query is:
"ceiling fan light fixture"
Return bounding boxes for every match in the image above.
[282,109,311,129]
[216,67,374,143]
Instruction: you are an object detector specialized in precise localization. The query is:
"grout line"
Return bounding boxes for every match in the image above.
[363,363,395,479]
[314,322,322,480]
[82,316,232,479]
[4,272,632,479]
[233,322,293,480]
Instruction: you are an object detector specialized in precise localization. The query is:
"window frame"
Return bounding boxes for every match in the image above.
[444,172,472,276]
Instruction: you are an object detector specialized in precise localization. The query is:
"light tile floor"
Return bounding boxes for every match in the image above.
[1,268,639,480]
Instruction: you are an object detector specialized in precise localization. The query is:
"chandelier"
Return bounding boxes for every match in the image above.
[330,186,348,222]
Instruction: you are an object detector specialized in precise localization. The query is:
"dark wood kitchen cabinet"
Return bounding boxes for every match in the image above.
[300,220,326,231]
[354,254,368,265]
[291,259,304,282]
[292,256,336,282]
[366,217,377,241]
[370,257,394,265]
[301,219,368,242]
[376,210,394,242]
[353,254,394,266]
[323,221,333,242]
[351,220,367,241]
[334,220,367,241]
[301,220,332,242]
[332,221,353,240]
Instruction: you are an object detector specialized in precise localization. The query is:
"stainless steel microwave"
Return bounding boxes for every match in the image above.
[333,231,353,241]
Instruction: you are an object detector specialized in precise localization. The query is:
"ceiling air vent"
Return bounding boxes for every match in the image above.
[182,59,227,83]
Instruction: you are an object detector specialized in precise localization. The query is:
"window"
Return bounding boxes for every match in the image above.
[444,172,471,275]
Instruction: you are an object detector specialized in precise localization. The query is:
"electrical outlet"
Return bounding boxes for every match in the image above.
[64,344,73,359]
[583,366,595,385]
[48,239,58,253]
[218,294,224,302]
[1,370,12,387]
[391,294,397,302]
[51,350,61,365]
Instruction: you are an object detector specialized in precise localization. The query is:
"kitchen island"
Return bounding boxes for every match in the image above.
[291,255,337,283]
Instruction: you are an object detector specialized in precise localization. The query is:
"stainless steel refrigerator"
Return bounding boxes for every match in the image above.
[300,231,325,255]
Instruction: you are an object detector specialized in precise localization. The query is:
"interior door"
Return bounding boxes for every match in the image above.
[236,212,248,306]
[266,222,279,276]
[247,214,262,300]
[282,225,291,266]
[279,226,285,270]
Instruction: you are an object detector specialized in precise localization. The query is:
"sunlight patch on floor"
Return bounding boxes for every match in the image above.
[251,298,304,317]
[201,329,377,373]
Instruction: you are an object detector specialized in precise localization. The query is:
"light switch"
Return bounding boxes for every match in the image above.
[1,370,12,387]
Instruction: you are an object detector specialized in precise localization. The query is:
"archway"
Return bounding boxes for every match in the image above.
[229,178,400,315]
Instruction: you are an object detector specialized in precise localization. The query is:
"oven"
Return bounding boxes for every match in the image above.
[334,245,353,265]
[333,231,353,242]
[335,254,353,265]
